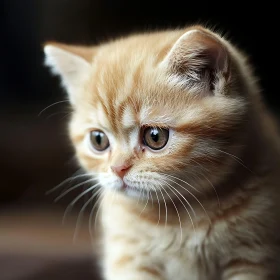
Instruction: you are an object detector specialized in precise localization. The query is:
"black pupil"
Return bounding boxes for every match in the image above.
[95,132,103,145]
[150,129,159,142]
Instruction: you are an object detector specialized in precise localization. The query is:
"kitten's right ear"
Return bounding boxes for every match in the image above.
[44,42,94,104]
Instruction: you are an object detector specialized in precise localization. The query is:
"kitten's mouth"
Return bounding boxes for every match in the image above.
[120,183,141,197]
[121,183,132,190]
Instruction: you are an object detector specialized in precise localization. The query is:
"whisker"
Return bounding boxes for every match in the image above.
[46,173,92,195]
[200,172,220,208]
[213,147,243,162]
[87,189,106,240]
[190,158,209,172]
[150,190,154,208]
[73,188,103,243]
[46,111,70,120]
[60,112,72,121]
[151,186,161,226]
[160,185,183,246]
[137,188,143,205]
[157,186,168,230]
[54,178,96,202]
[94,191,107,230]
[38,100,70,116]
[161,175,211,225]
[213,147,254,173]
[139,190,150,217]
[62,183,101,224]
[88,190,104,242]
[162,179,197,219]
[159,173,201,194]
[161,180,197,237]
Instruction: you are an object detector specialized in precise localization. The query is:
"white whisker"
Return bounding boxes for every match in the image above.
[139,190,150,217]
[38,100,70,116]
[46,173,91,194]
[73,188,102,243]
[54,178,96,202]
[190,158,209,172]
[46,111,70,120]
[200,173,220,208]
[157,186,168,230]
[89,190,104,241]
[213,147,254,173]
[94,190,107,230]
[137,188,143,204]
[162,179,196,218]
[160,185,183,246]
[151,186,161,226]
[150,190,154,207]
[162,179,197,242]
[159,173,201,194]
[62,183,101,224]
[161,175,211,224]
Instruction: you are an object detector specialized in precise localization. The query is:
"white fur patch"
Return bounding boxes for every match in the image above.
[44,45,91,104]
[139,106,174,126]
[122,106,136,128]
[128,128,139,150]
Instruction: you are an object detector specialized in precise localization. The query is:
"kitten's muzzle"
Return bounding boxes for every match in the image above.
[111,163,131,179]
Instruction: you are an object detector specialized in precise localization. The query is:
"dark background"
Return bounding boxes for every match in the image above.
[0,1,279,279]
[1,0,279,206]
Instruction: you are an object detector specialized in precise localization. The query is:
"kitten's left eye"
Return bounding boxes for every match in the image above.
[143,127,169,150]
[89,130,110,152]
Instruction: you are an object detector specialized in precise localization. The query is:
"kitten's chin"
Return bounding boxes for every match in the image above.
[123,185,142,198]
[107,179,145,199]
[117,183,140,198]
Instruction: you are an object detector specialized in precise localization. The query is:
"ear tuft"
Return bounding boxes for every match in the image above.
[43,43,94,104]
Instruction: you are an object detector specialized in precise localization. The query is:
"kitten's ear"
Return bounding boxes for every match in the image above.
[162,28,230,94]
[44,42,94,104]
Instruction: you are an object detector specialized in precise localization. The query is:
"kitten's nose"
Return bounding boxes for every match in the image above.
[111,164,131,179]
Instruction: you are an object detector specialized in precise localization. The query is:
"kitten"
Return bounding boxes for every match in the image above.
[44,25,280,280]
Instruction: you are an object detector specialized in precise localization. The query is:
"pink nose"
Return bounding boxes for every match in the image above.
[111,164,131,179]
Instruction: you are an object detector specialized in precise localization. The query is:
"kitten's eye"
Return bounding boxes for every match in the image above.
[143,127,169,150]
[89,130,110,152]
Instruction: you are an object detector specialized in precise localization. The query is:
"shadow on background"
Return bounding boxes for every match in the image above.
[0,1,279,279]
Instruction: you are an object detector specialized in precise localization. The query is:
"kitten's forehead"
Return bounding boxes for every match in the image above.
[84,29,222,133]
[89,53,170,133]
[91,64,140,133]
[92,85,177,135]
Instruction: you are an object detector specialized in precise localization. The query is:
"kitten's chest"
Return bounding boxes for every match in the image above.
[101,193,232,279]
[150,226,219,280]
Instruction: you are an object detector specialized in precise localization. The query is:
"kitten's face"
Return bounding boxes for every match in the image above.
[45,27,248,199]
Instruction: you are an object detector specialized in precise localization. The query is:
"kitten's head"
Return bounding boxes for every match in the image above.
[44,26,250,200]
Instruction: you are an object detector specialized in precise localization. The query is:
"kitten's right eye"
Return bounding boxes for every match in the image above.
[89,130,110,152]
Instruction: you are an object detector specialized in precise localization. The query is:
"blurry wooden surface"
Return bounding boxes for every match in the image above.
[0,210,102,280]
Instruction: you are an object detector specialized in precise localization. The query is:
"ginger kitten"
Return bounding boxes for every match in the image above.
[44,26,280,280]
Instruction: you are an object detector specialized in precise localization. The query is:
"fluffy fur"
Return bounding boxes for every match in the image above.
[45,26,280,279]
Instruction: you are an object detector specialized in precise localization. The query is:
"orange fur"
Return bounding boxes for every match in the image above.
[45,25,280,280]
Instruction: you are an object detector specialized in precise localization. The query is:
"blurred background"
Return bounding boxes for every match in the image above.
[1,1,279,279]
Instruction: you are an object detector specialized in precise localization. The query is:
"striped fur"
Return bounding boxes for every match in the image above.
[45,26,280,279]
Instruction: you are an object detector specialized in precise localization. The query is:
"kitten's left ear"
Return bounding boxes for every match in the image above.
[162,28,230,94]
[44,42,94,104]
